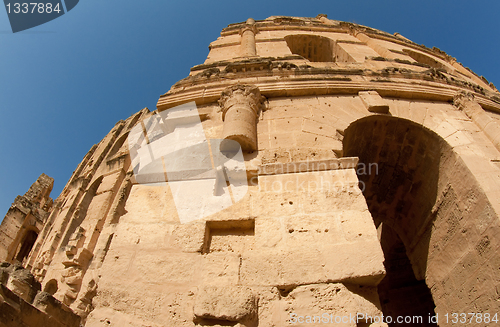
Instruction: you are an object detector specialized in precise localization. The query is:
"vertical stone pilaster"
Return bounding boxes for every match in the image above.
[240,18,257,57]
[219,84,265,152]
[353,30,397,60]
[454,92,500,152]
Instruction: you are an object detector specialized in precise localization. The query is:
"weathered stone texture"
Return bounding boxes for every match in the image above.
[0,263,80,327]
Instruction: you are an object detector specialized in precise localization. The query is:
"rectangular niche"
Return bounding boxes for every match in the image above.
[203,219,255,254]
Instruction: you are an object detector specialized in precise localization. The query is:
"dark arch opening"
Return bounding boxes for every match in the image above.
[15,229,38,264]
[43,279,58,295]
[285,34,335,62]
[343,116,441,326]
[127,111,143,129]
[107,132,129,158]
[344,114,500,321]
[377,223,436,324]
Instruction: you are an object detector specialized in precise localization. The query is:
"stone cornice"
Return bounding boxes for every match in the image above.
[157,76,500,114]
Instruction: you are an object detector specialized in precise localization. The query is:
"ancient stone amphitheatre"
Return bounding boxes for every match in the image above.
[1,15,500,327]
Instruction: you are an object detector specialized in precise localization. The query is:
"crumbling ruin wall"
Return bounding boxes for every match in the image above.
[0,262,81,327]
[0,174,53,267]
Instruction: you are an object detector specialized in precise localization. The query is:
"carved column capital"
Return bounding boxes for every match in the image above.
[453,91,477,111]
[218,84,265,152]
[240,24,258,36]
[218,84,265,120]
[349,25,366,37]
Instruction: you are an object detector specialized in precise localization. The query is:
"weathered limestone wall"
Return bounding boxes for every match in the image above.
[24,108,151,320]
[86,162,386,326]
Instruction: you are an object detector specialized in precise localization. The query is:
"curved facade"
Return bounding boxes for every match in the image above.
[2,15,500,327]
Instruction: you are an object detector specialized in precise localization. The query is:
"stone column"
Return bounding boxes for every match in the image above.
[454,92,500,152]
[240,18,257,57]
[219,84,264,152]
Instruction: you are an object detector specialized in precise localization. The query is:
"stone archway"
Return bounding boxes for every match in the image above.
[343,115,500,325]
[15,229,39,264]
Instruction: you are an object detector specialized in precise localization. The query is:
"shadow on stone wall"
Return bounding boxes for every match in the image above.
[344,116,443,325]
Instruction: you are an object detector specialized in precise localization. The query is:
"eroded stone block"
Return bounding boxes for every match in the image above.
[6,266,41,303]
[194,286,257,322]
[359,91,390,114]
[33,292,81,327]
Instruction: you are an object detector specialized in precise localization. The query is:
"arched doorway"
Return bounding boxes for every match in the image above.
[15,229,39,264]
[343,115,499,325]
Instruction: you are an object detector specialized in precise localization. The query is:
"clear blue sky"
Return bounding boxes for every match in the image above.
[1,0,499,219]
